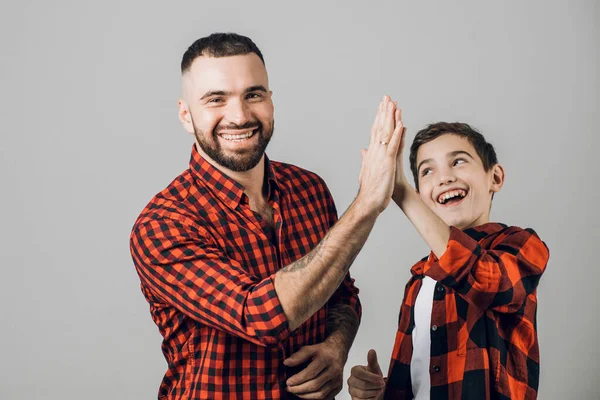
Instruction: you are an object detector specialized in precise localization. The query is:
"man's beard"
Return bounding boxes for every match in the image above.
[192,117,274,172]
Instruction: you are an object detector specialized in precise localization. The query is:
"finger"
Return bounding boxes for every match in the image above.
[348,385,384,400]
[324,383,343,400]
[399,126,407,155]
[369,101,385,145]
[386,110,404,157]
[288,368,332,394]
[349,365,385,386]
[367,349,383,376]
[293,379,338,399]
[284,346,314,367]
[348,370,385,390]
[382,101,396,143]
[286,358,326,386]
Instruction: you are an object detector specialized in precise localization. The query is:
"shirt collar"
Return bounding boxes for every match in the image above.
[188,145,279,209]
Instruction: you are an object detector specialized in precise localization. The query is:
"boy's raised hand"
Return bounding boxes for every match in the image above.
[347,349,385,400]
[392,108,412,202]
[357,96,405,216]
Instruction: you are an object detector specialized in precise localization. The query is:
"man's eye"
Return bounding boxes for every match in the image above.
[208,98,223,103]
[246,93,262,99]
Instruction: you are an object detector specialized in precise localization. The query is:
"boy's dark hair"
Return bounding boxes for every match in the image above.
[181,33,265,74]
[409,122,498,191]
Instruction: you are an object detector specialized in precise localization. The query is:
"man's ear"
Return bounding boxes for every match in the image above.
[178,99,194,135]
[490,163,505,194]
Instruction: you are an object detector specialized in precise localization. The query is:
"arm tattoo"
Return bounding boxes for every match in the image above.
[327,303,360,352]
[280,231,360,276]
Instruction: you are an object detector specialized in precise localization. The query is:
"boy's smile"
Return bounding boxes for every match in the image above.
[416,134,504,230]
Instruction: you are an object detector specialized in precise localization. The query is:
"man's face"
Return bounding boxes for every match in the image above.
[415,134,503,230]
[179,53,274,172]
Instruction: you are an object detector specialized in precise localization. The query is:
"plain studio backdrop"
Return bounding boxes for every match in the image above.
[1,1,598,399]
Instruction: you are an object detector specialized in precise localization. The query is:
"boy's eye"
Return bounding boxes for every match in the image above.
[421,168,432,177]
[453,158,466,166]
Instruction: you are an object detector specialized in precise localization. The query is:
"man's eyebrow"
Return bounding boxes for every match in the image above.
[199,86,267,100]
[200,90,231,100]
[244,85,268,93]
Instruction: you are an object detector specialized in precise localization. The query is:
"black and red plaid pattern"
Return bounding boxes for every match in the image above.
[385,223,549,399]
[130,146,361,399]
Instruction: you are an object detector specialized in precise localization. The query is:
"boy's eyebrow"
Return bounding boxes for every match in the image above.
[448,150,475,160]
[200,85,268,100]
[417,158,433,173]
[417,150,476,172]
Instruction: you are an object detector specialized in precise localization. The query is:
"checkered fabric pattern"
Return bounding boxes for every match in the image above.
[130,146,361,399]
[385,223,549,400]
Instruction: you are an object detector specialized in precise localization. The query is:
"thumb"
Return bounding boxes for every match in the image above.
[367,349,383,376]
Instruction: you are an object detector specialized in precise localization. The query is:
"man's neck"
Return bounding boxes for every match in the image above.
[195,143,267,204]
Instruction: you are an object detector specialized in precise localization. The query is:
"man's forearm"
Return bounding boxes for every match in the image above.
[274,198,377,331]
[325,303,360,360]
[393,189,450,259]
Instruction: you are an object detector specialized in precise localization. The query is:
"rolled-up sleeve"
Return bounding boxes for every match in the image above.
[424,226,549,313]
[130,217,290,346]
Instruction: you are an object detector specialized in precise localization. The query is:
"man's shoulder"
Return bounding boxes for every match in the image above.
[132,168,199,229]
[270,160,329,191]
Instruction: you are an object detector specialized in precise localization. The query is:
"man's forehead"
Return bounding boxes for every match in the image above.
[183,54,268,93]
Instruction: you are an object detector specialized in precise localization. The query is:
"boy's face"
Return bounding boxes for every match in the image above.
[415,134,504,230]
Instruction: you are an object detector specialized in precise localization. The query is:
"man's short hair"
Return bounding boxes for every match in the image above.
[181,33,265,74]
[409,122,499,191]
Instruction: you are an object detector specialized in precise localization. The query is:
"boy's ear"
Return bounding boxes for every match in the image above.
[490,164,505,194]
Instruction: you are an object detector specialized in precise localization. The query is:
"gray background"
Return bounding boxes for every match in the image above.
[2,0,598,399]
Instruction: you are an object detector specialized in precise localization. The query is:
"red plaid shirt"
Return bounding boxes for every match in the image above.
[130,146,361,399]
[385,223,549,400]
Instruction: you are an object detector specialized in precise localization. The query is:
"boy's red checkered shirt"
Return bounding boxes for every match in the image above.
[385,223,549,399]
[130,146,361,399]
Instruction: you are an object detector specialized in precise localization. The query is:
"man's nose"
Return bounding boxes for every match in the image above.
[224,99,251,126]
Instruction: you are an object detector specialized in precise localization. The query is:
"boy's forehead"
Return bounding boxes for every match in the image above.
[416,134,479,163]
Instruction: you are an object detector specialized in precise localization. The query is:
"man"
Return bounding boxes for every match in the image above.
[130,32,404,399]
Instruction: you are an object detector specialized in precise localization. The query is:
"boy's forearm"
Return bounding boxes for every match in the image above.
[274,198,377,332]
[393,189,450,258]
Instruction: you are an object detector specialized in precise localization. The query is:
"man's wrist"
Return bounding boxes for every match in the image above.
[324,331,351,363]
[352,192,383,220]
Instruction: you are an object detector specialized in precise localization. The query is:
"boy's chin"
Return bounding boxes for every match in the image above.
[439,214,474,230]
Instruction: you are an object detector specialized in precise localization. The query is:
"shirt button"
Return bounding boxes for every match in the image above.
[432,325,438,332]
[437,286,445,292]
[433,365,441,373]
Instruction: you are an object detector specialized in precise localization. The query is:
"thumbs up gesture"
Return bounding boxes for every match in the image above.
[347,349,386,400]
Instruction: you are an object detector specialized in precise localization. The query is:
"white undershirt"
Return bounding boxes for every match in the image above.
[411,275,437,399]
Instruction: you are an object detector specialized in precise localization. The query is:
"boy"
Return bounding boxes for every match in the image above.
[347,118,549,399]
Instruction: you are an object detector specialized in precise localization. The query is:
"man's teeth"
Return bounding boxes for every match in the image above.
[438,189,467,204]
[221,131,255,141]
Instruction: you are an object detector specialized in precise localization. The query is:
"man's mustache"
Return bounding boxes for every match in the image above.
[215,121,262,133]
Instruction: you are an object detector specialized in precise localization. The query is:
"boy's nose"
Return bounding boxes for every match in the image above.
[438,174,457,186]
